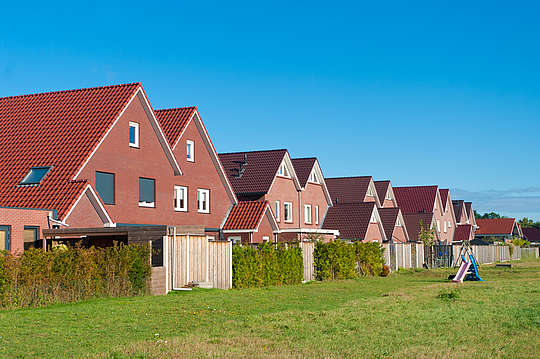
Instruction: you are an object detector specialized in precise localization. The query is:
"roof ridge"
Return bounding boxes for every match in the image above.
[0,82,141,101]
[325,175,372,180]
[291,157,317,161]
[219,148,288,156]
[155,106,197,112]
[393,185,438,189]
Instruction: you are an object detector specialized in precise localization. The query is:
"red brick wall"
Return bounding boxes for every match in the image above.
[300,182,330,229]
[392,225,407,243]
[435,194,456,244]
[76,95,233,229]
[65,191,106,228]
[0,207,52,254]
[265,176,299,229]
[381,199,395,208]
[251,213,275,243]
[364,222,383,243]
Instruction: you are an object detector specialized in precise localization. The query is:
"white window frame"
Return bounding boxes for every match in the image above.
[385,190,392,200]
[262,236,270,243]
[444,221,447,233]
[370,211,377,223]
[284,202,293,223]
[129,121,139,148]
[174,185,188,212]
[228,236,241,244]
[277,163,290,177]
[197,188,210,213]
[396,216,403,226]
[308,171,319,184]
[275,201,280,222]
[436,220,441,232]
[186,140,194,162]
[448,221,452,228]
[304,204,312,224]
[315,205,319,225]
[367,185,374,197]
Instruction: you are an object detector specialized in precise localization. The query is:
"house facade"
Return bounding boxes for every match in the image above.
[325,176,381,206]
[379,207,409,243]
[322,202,386,242]
[222,201,279,243]
[0,83,237,252]
[374,180,398,208]
[475,218,523,242]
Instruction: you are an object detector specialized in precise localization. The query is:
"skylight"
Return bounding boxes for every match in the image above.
[20,166,51,185]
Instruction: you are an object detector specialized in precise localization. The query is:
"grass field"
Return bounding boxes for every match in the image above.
[0,260,539,358]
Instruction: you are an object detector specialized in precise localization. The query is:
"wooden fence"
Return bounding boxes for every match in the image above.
[301,241,315,281]
[208,240,233,289]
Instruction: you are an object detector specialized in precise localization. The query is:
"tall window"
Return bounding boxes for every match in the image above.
[174,185,188,211]
[0,225,10,251]
[96,171,115,205]
[197,188,210,213]
[367,185,374,196]
[275,201,280,221]
[436,220,441,232]
[277,163,290,177]
[315,205,319,225]
[284,202,293,222]
[129,122,139,148]
[24,226,40,250]
[139,177,155,207]
[385,190,392,200]
[370,211,377,223]
[304,204,312,224]
[186,140,194,162]
[444,221,447,233]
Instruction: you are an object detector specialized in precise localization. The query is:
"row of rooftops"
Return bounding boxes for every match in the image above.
[0,82,524,242]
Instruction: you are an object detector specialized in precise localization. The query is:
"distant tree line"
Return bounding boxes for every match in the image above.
[474,210,540,229]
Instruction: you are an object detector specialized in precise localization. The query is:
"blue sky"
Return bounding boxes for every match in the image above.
[1,1,539,220]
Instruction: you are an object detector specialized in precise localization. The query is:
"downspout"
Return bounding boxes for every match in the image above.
[298,189,302,242]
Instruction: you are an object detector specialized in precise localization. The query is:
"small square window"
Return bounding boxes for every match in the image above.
[197,188,210,213]
[139,177,155,207]
[20,166,51,185]
[129,122,139,148]
[186,140,194,162]
[174,185,188,211]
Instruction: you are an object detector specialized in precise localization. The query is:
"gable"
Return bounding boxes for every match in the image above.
[63,185,113,227]
[393,186,438,214]
[325,176,375,205]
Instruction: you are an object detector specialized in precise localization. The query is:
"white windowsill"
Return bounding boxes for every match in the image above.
[139,201,155,208]
[174,208,187,212]
[198,209,210,214]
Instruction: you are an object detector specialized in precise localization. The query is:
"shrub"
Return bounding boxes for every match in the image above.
[353,242,385,276]
[314,241,357,280]
[0,244,150,309]
[511,237,530,248]
[232,243,303,289]
[381,265,390,277]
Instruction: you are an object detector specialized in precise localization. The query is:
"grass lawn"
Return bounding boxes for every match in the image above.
[0,260,539,358]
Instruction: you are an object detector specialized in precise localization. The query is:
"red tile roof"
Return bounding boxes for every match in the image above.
[0,83,140,219]
[439,189,449,211]
[454,224,473,242]
[476,218,517,235]
[402,213,435,242]
[523,227,540,243]
[464,202,474,222]
[223,201,269,230]
[322,202,377,240]
[393,186,438,214]
[378,207,400,239]
[154,107,197,148]
[325,176,373,205]
[374,181,390,203]
[452,200,465,223]
[218,149,288,196]
[291,158,316,188]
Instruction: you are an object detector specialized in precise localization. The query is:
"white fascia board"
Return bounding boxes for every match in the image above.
[62,184,114,226]
[223,229,255,233]
[277,228,340,236]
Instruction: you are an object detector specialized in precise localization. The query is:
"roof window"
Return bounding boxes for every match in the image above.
[20,166,51,185]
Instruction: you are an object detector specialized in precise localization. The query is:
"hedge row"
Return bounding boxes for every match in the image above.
[232,243,303,288]
[314,241,386,280]
[0,244,151,309]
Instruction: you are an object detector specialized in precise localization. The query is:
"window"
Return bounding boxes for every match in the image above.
[315,205,319,225]
[139,177,155,207]
[304,204,312,224]
[370,211,377,223]
[23,226,40,250]
[396,217,403,226]
[129,122,139,148]
[151,238,163,267]
[277,162,290,177]
[275,201,280,222]
[444,221,447,233]
[436,220,441,232]
[20,166,51,185]
[96,171,115,205]
[308,171,319,184]
[385,190,392,200]
[448,221,452,228]
[186,140,194,162]
[262,236,270,243]
[284,202,293,222]
[0,225,10,251]
[174,185,188,211]
[367,185,374,196]
[229,236,241,244]
[197,188,210,213]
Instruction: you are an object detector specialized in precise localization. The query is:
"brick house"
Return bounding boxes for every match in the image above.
[325,176,381,207]
[218,150,338,242]
[452,200,468,224]
[475,218,523,242]
[0,83,237,252]
[222,201,279,243]
[379,207,410,243]
[374,180,398,208]
[393,186,456,244]
[322,202,386,242]
[402,212,440,243]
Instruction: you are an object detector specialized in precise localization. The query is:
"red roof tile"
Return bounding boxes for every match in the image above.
[476,218,517,235]
[523,227,540,243]
[223,201,269,230]
[378,207,400,239]
[0,83,140,219]
[439,189,449,211]
[374,181,390,203]
[218,149,288,196]
[452,200,465,223]
[291,158,316,188]
[325,176,373,205]
[322,202,376,240]
[154,107,197,148]
[402,213,435,242]
[454,224,473,242]
[393,186,438,214]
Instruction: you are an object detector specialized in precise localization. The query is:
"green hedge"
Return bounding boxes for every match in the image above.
[314,241,385,280]
[232,242,303,288]
[0,244,151,309]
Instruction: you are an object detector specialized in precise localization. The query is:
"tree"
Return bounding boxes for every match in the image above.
[418,220,436,246]
[475,211,507,219]
[519,217,540,229]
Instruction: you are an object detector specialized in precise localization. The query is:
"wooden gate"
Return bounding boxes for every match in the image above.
[301,241,315,281]
[208,240,232,289]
